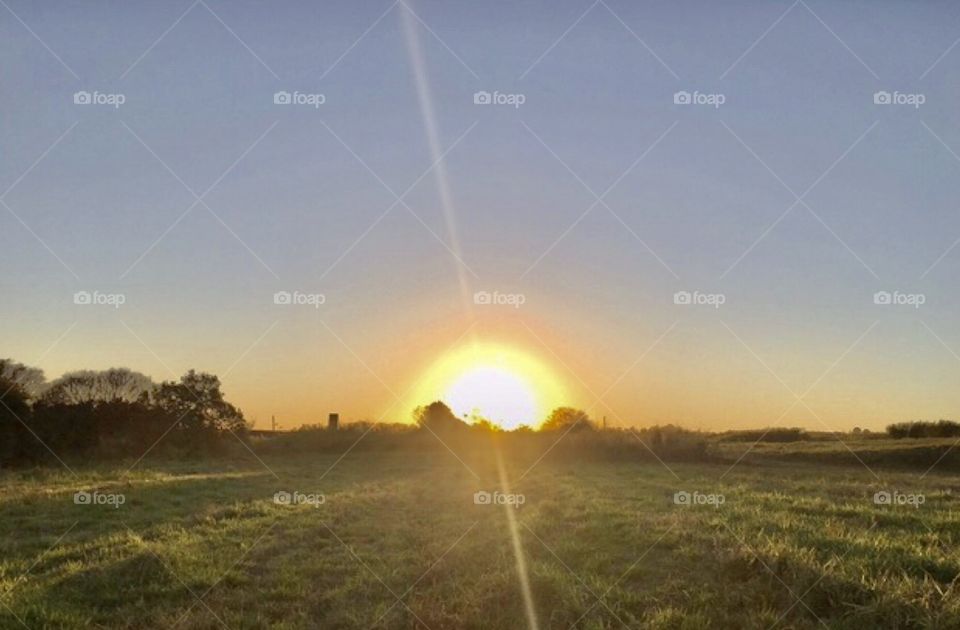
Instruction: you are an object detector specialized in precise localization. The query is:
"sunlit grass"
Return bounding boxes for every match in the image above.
[2,450,959,628]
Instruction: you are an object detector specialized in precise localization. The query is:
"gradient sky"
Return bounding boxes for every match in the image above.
[3,0,960,430]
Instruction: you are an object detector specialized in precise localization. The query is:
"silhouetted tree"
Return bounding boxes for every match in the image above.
[541,407,594,432]
[42,368,154,405]
[155,370,247,449]
[414,401,468,432]
[30,398,170,458]
[887,420,960,439]
[0,358,46,399]
[28,368,158,460]
[0,378,31,464]
[88,400,169,454]
[0,363,247,465]
[30,401,98,458]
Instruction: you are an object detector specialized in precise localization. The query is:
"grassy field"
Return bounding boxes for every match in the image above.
[2,443,960,629]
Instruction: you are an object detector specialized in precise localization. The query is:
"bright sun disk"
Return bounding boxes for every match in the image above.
[406,343,565,430]
[446,366,537,429]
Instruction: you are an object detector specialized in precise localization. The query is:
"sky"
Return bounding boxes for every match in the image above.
[2,0,960,431]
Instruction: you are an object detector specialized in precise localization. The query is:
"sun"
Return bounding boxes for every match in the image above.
[407,343,565,430]
[445,366,537,429]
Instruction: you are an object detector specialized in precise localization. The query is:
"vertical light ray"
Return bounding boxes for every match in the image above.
[495,448,540,630]
[399,3,475,315]
[400,10,537,622]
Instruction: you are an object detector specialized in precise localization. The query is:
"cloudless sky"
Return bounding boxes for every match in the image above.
[3,0,960,430]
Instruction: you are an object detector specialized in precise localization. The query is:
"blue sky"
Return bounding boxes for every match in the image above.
[3,0,960,429]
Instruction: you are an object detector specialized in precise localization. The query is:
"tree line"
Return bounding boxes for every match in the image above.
[0,358,246,466]
[886,420,960,439]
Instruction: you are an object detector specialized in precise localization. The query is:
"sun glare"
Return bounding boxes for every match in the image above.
[408,343,566,430]
[446,366,536,429]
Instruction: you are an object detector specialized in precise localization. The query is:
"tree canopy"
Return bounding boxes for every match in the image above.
[541,407,595,432]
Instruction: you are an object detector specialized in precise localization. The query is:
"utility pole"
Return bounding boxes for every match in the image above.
[272,415,278,432]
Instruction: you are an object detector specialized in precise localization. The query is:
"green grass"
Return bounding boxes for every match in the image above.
[2,445,959,629]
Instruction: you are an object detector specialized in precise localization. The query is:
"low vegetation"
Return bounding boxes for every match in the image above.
[717,427,809,443]
[255,401,710,466]
[886,420,960,439]
[1,368,246,467]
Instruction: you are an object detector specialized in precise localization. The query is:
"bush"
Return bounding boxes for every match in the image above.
[256,422,420,454]
[256,420,711,464]
[540,407,595,432]
[413,401,469,433]
[0,378,32,465]
[718,428,809,443]
[887,420,960,439]
[0,365,248,467]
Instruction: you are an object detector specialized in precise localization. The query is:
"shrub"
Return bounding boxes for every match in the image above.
[718,428,809,443]
[0,378,32,465]
[887,420,960,439]
[540,407,595,432]
[0,364,248,467]
[413,401,469,433]
[256,420,710,464]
